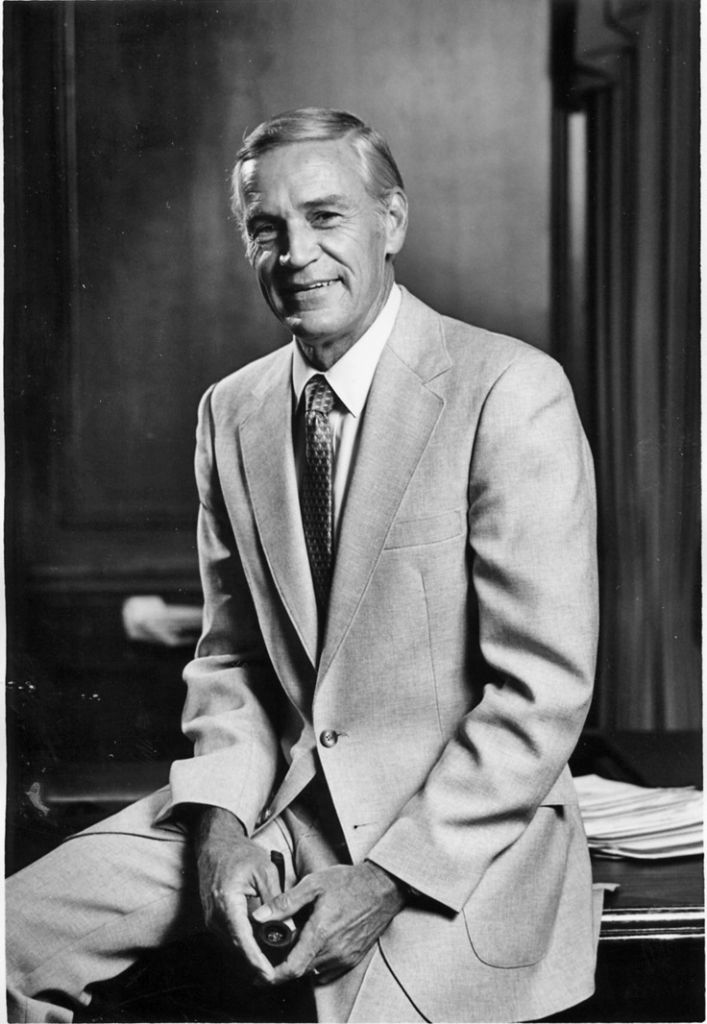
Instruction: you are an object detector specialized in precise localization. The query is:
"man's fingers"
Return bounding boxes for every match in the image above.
[251,876,315,923]
[223,894,276,983]
[255,859,284,905]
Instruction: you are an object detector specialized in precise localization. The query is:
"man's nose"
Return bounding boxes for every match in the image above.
[279,224,318,268]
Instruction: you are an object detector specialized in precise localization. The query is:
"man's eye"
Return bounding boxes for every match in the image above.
[311,211,340,227]
[251,224,278,244]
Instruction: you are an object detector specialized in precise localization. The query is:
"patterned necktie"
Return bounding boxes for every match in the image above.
[301,374,335,616]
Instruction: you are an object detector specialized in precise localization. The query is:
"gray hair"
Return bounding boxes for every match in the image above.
[230,107,405,227]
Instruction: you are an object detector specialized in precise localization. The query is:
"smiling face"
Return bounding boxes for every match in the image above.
[239,139,408,369]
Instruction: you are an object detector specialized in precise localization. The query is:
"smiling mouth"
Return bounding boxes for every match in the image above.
[287,279,339,294]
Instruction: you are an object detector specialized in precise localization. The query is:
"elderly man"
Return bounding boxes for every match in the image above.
[7,108,600,1023]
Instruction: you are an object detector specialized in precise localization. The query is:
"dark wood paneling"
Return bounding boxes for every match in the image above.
[63,2,289,526]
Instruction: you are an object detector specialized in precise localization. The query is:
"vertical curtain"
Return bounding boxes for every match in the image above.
[552,0,700,728]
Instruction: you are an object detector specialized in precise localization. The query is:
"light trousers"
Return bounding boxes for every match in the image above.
[6,787,425,1023]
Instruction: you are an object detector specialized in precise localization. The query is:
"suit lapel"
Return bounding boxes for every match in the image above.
[237,291,451,682]
[318,291,451,682]
[239,355,319,668]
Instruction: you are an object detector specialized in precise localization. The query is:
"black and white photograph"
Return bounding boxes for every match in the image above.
[4,1,701,1021]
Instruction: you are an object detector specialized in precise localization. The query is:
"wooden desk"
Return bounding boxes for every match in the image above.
[596,856,703,942]
[549,856,703,1023]
[561,731,705,1022]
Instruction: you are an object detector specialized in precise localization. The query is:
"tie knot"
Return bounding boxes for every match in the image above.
[305,374,335,418]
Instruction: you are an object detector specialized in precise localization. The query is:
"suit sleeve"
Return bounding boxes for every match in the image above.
[158,386,282,833]
[367,351,598,911]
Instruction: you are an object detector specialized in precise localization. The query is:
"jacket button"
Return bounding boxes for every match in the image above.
[320,729,338,748]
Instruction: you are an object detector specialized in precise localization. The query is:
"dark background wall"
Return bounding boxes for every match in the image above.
[4,0,700,868]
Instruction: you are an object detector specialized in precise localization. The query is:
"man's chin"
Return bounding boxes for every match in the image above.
[282,309,338,342]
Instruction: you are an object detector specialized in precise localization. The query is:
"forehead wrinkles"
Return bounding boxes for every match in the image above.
[244,142,370,210]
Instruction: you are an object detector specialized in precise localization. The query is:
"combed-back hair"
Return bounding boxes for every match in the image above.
[230,107,405,226]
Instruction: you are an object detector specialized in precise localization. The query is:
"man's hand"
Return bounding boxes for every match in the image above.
[251,862,406,985]
[194,806,281,983]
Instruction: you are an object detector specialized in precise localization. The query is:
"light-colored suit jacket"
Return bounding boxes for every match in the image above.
[163,287,600,1022]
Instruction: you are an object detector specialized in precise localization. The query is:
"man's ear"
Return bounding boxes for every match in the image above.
[384,189,409,257]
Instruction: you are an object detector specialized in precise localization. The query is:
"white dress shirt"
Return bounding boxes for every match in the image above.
[291,284,401,542]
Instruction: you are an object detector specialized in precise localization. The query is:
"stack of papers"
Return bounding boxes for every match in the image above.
[575,774,703,860]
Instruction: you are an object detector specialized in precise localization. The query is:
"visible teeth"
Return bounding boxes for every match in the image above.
[301,281,334,290]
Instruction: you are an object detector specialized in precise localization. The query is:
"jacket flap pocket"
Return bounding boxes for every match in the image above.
[464,805,570,967]
[384,509,465,549]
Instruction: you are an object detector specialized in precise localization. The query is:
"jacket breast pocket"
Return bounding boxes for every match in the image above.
[463,804,570,968]
[384,509,465,549]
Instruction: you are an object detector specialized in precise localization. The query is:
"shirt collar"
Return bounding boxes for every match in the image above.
[291,284,401,417]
